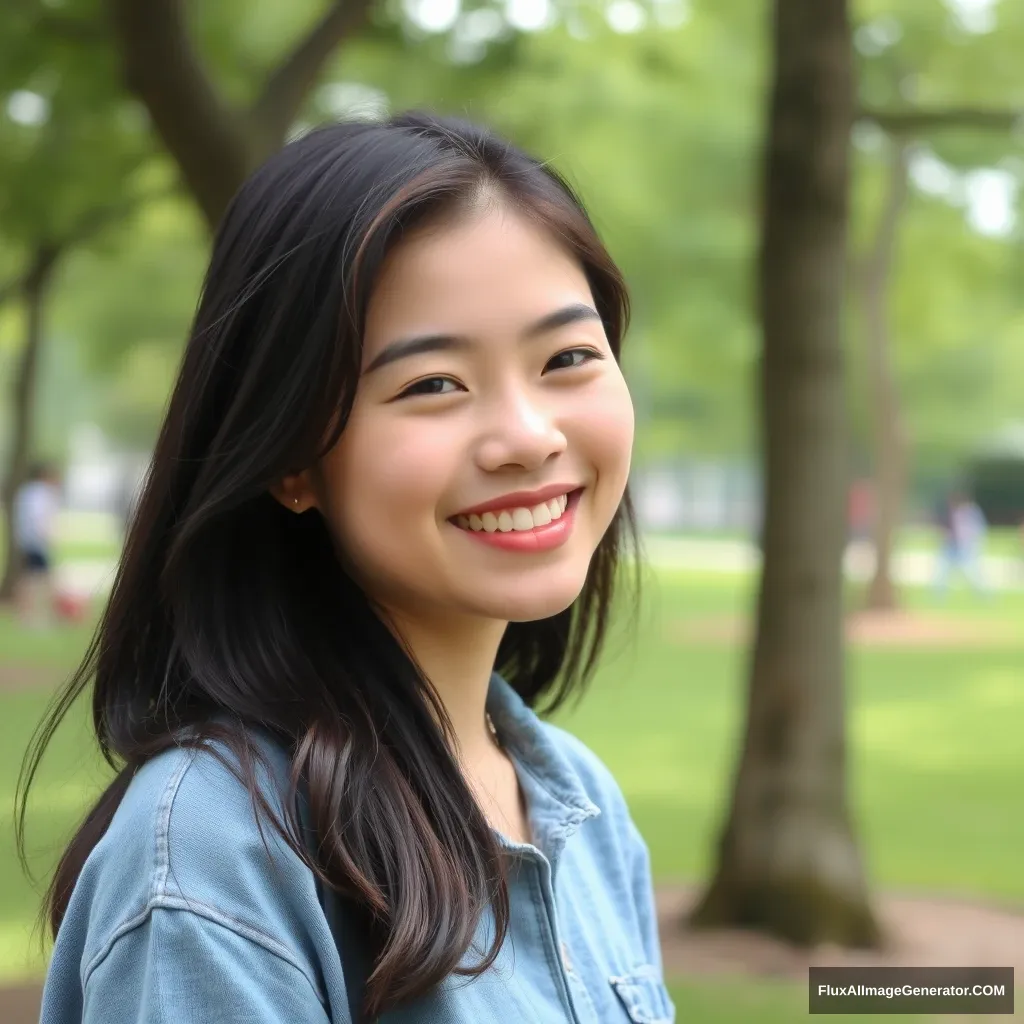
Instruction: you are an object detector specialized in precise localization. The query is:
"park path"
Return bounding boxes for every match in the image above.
[644,535,1024,591]
[51,535,1024,605]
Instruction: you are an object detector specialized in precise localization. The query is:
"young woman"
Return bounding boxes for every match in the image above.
[20,112,674,1024]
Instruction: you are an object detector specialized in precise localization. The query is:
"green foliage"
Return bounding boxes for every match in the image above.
[1,0,1021,464]
[849,0,1024,481]
[0,1,148,246]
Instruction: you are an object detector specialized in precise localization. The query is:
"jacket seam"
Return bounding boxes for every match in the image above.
[152,746,197,900]
[153,895,168,1021]
[80,898,329,1009]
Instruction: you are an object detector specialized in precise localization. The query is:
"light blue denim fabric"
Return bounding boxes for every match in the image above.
[40,674,675,1023]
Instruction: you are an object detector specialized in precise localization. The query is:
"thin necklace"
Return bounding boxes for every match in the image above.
[485,711,501,748]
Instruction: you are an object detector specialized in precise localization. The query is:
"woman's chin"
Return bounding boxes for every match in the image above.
[470,576,588,625]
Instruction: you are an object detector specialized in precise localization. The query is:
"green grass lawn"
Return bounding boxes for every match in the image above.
[2,567,1021,1024]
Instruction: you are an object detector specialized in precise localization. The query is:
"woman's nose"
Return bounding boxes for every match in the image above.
[474,393,568,472]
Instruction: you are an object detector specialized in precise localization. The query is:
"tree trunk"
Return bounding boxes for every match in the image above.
[0,246,60,603]
[109,0,251,230]
[109,0,373,230]
[691,0,880,947]
[862,142,910,611]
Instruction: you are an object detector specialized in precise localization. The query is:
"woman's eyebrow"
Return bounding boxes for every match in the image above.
[525,301,602,338]
[363,301,602,374]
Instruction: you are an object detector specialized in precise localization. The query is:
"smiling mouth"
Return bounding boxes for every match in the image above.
[450,489,581,534]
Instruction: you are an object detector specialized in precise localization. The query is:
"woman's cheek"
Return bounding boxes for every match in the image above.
[332,414,458,526]
[576,374,635,469]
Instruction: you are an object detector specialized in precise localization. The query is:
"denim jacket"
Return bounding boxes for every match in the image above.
[41,674,675,1023]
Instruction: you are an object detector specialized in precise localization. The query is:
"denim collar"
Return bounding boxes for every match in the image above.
[485,673,601,864]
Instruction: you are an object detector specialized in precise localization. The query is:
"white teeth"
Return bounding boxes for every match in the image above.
[511,508,533,530]
[455,492,573,533]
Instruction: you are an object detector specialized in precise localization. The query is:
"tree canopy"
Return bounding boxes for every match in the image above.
[1,0,1021,491]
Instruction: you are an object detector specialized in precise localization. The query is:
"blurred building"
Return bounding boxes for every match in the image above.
[63,423,148,520]
[631,460,760,534]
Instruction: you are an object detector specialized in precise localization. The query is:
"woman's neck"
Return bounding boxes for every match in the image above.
[382,606,508,763]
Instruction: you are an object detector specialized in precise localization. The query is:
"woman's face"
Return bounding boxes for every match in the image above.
[313,205,634,626]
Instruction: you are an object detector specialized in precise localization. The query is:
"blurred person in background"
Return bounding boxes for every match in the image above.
[22,114,672,1024]
[846,477,874,547]
[13,460,62,629]
[933,489,988,597]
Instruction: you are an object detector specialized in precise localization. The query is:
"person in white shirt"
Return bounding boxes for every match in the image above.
[934,490,988,596]
[13,461,61,628]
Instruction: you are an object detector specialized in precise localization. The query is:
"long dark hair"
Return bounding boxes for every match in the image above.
[17,112,637,1020]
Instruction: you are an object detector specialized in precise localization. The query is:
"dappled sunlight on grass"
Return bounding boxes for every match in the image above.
[597,733,722,804]
[854,668,1023,772]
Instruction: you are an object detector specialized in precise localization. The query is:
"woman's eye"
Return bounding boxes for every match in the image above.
[398,376,462,398]
[545,348,603,373]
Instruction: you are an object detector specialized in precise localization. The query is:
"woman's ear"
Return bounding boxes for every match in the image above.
[269,470,320,514]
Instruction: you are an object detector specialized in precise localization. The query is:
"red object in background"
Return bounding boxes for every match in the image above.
[53,590,89,622]
[848,479,875,536]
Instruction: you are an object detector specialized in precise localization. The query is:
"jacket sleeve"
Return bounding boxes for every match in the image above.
[82,905,338,1024]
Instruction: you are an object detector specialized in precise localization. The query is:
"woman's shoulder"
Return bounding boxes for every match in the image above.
[109,727,298,861]
[68,729,327,983]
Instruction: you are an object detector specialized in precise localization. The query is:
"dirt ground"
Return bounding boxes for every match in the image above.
[1,982,45,1024]
[5,885,1021,1022]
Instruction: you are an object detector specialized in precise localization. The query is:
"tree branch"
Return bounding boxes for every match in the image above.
[38,12,107,43]
[108,0,251,230]
[249,0,375,154]
[63,190,158,249]
[0,274,25,308]
[0,191,161,314]
[858,106,1024,134]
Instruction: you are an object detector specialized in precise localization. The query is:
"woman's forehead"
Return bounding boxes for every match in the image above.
[363,209,594,351]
